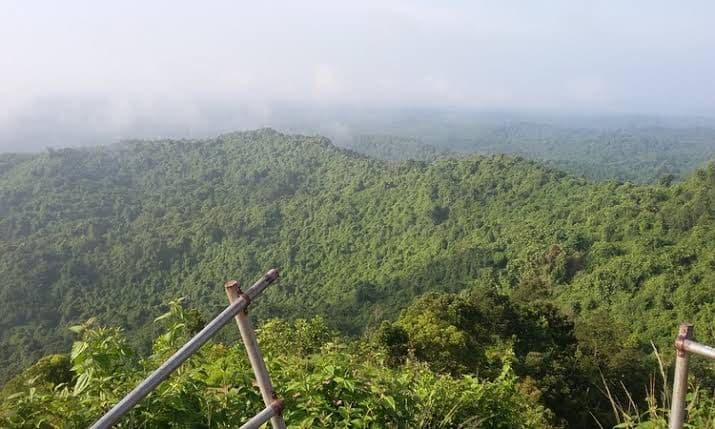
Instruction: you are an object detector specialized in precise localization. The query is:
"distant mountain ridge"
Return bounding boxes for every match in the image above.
[339,124,715,183]
[4,102,715,184]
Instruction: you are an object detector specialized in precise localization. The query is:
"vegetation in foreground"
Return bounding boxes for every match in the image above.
[3,293,715,428]
[0,299,553,428]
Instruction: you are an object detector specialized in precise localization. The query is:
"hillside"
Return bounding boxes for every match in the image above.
[1,129,715,426]
[340,135,456,162]
[337,124,715,183]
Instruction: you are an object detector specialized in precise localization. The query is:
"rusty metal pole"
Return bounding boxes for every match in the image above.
[668,323,693,429]
[226,271,287,429]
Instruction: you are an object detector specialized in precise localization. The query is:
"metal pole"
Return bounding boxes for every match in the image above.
[238,401,284,429]
[226,276,287,429]
[683,339,715,360]
[668,323,693,429]
[89,270,279,429]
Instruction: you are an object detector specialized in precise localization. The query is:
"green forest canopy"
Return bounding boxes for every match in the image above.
[1,129,715,427]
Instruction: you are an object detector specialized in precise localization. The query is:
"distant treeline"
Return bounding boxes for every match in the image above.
[341,125,715,183]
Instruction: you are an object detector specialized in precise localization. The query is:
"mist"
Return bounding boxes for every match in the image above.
[2,1,715,152]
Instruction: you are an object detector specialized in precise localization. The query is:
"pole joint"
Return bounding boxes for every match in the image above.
[674,323,694,357]
[270,399,285,416]
[225,280,252,309]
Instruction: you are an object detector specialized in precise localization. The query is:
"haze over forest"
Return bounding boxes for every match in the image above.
[2,1,715,152]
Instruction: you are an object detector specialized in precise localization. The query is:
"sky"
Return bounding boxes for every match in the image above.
[1,1,715,149]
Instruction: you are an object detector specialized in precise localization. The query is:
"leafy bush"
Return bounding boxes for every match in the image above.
[0,300,553,428]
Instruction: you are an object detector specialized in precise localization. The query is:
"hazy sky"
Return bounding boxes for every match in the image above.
[1,0,715,147]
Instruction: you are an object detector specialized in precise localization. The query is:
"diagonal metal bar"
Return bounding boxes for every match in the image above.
[89,270,280,429]
[238,400,284,429]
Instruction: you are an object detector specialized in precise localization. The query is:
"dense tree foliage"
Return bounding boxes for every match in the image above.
[1,129,714,426]
[341,125,715,183]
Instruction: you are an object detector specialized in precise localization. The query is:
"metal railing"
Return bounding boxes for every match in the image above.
[89,269,287,429]
[668,323,715,429]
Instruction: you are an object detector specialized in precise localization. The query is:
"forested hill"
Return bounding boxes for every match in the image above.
[340,134,457,162]
[1,129,714,395]
[339,125,715,183]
